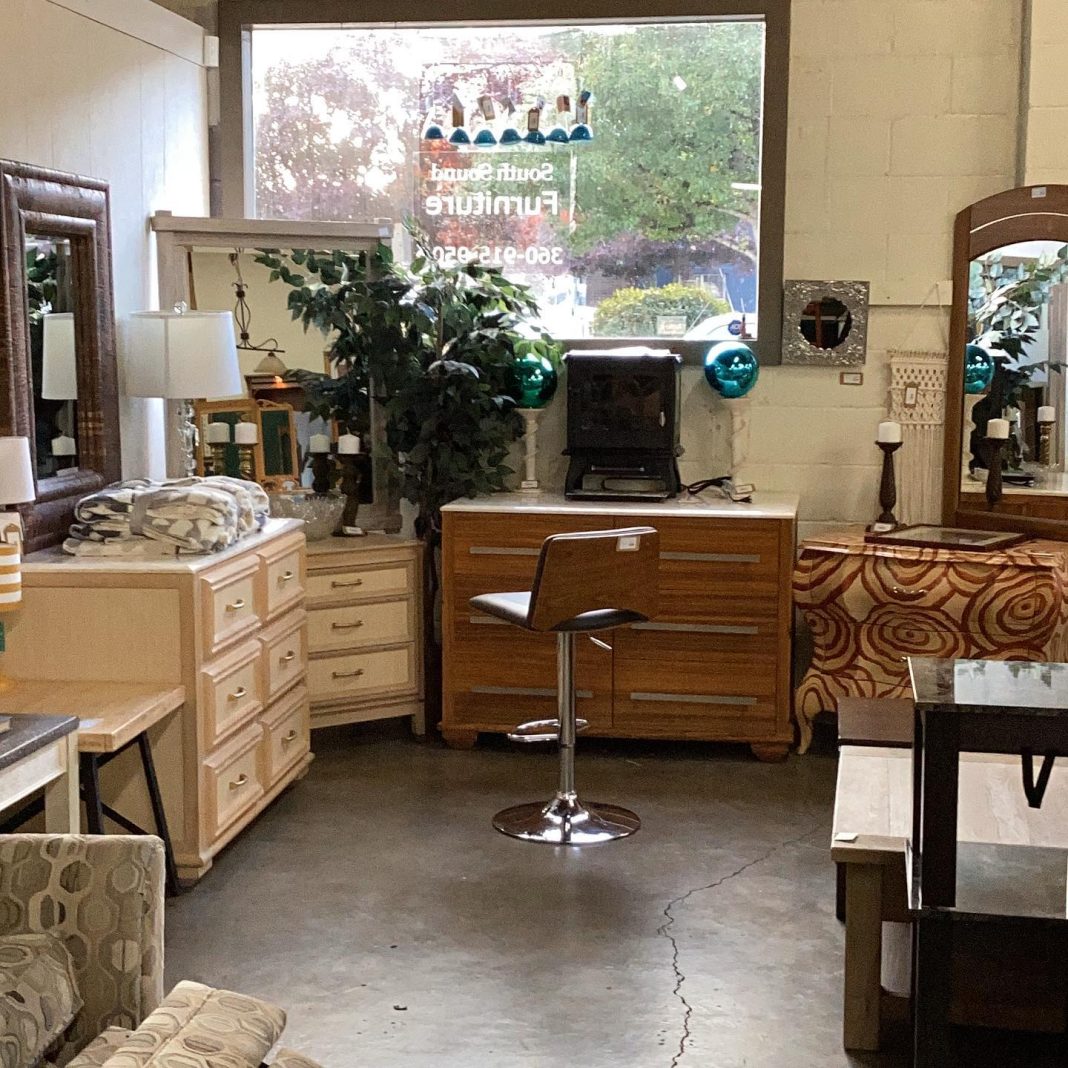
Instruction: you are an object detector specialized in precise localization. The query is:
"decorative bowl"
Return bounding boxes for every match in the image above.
[268,491,344,541]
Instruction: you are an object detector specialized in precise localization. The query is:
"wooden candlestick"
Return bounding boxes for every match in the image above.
[875,440,902,528]
[985,438,1005,506]
[1039,421,1054,467]
[237,443,255,481]
[209,442,228,478]
[338,454,363,533]
[310,452,333,495]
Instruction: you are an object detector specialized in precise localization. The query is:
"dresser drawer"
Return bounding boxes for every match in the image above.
[309,599,413,653]
[614,622,771,659]
[201,558,261,657]
[309,645,416,703]
[307,564,412,606]
[261,685,310,785]
[201,640,264,749]
[260,611,307,702]
[203,724,264,840]
[260,534,306,621]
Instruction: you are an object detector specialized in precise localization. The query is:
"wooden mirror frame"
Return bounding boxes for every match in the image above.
[0,161,120,551]
[942,184,1068,541]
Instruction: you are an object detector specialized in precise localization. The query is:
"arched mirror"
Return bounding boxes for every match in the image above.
[943,185,1068,536]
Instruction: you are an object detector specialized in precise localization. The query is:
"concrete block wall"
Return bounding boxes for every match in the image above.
[1024,0,1068,185]
[522,0,1025,541]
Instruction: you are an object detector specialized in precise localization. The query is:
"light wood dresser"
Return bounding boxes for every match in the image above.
[441,493,799,761]
[0,519,310,882]
[305,536,424,733]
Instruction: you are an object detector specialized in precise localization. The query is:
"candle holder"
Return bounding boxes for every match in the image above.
[874,440,903,529]
[337,454,364,534]
[985,437,1006,506]
[237,442,255,481]
[518,408,542,493]
[1039,421,1054,468]
[209,441,229,478]
[310,451,333,495]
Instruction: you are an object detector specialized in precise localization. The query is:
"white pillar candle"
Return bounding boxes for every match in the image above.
[51,434,77,457]
[876,420,902,444]
[205,421,231,444]
[234,421,258,445]
[1038,405,1056,424]
[337,433,360,455]
[986,418,1010,440]
[309,433,331,454]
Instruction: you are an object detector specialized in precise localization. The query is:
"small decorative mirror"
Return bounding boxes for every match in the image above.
[782,279,870,366]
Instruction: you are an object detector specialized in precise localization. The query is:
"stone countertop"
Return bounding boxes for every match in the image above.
[0,714,78,772]
[441,490,799,521]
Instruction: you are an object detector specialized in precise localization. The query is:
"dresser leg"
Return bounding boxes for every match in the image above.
[750,743,789,763]
[442,729,478,750]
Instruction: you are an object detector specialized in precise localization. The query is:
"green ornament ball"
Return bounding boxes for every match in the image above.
[507,353,558,409]
[964,343,994,395]
[704,342,759,399]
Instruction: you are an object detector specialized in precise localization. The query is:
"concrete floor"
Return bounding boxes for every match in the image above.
[163,732,1057,1067]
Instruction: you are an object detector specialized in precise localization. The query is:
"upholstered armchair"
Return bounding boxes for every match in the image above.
[0,834,164,1066]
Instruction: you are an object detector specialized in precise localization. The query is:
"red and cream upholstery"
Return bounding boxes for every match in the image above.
[793,532,1068,752]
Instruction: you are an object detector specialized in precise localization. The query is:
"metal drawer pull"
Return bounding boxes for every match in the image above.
[469,546,540,557]
[228,686,247,701]
[630,691,758,706]
[331,620,364,630]
[229,774,249,790]
[332,668,365,679]
[225,597,246,612]
[660,551,761,564]
[281,650,296,663]
[280,570,296,582]
[282,729,298,744]
[891,585,928,597]
[588,635,612,652]
[331,578,363,589]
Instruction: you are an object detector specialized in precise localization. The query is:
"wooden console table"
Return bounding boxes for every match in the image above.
[0,713,78,832]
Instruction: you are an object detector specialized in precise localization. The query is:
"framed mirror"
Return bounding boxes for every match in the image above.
[0,161,120,551]
[943,185,1068,537]
[781,279,869,366]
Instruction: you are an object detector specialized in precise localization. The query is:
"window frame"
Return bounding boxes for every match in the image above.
[218,0,790,365]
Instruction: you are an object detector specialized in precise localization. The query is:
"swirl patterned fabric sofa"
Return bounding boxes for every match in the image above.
[793,532,1068,752]
[0,835,323,1068]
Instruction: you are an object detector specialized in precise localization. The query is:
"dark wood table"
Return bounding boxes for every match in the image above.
[0,713,79,831]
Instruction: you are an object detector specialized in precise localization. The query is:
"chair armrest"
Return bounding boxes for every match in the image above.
[0,834,165,1060]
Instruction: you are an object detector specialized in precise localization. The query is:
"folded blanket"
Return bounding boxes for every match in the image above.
[63,537,180,559]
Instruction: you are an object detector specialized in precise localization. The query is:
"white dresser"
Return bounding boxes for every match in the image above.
[0,519,310,882]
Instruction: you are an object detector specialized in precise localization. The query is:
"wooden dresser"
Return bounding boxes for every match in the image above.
[441,493,799,761]
[0,519,310,882]
[304,536,424,733]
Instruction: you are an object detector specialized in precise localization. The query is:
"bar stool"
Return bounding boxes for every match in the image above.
[470,526,659,844]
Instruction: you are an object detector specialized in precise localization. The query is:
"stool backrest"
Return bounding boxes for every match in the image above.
[528,526,660,631]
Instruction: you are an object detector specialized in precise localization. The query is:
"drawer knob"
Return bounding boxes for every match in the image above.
[281,650,296,664]
[331,578,364,589]
[331,620,364,631]
[332,668,365,679]
[229,773,249,791]
[280,570,296,583]
[282,729,298,744]
[228,686,248,701]
[225,597,246,612]
[891,584,928,597]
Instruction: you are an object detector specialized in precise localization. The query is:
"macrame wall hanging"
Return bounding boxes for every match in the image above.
[887,351,948,524]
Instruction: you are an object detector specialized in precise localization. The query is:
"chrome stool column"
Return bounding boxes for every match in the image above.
[470,526,659,845]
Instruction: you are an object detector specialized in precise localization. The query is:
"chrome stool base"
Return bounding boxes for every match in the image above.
[493,793,640,845]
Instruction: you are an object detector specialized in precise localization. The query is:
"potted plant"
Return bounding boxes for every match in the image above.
[256,232,559,723]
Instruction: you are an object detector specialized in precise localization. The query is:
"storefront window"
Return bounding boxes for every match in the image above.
[251,21,764,344]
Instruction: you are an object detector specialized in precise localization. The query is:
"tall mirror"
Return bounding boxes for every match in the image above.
[0,161,120,551]
[944,186,1068,535]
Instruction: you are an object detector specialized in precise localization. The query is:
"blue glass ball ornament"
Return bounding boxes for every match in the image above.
[507,353,559,409]
[423,124,445,141]
[473,128,498,147]
[569,123,593,143]
[499,127,522,147]
[545,125,570,145]
[964,342,995,395]
[703,341,759,399]
[448,127,471,145]
[523,129,546,146]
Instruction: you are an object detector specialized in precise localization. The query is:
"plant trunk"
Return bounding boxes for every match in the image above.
[418,516,443,741]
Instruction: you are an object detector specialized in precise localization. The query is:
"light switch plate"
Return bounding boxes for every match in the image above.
[616,535,639,552]
[839,371,863,386]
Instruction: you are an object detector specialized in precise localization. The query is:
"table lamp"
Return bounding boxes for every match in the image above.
[125,306,242,477]
[0,437,35,692]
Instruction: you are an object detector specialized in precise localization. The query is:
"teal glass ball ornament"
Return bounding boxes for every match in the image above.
[448,127,471,145]
[473,128,497,147]
[569,123,593,143]
[499,127,522,146]
[704,342,759,399]
[523,129,546,146]
[964,342,995,394]
[546,125,570,145]
[423,124,445,141]
[507,353,558,409]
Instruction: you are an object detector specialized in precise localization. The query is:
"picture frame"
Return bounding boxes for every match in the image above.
[863,524,1028,552]
[193,398,264,479]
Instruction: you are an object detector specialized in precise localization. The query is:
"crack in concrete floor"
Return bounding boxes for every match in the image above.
[658,824,822,1067]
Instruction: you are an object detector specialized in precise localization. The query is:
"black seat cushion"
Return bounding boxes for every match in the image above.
[469,592,647,633]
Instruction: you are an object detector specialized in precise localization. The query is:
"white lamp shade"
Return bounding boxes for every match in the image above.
[41,312,77,400]
[0,437,35,505]
[125,310,242,400]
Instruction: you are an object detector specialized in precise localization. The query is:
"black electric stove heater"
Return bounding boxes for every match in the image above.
[563,349,683,500]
